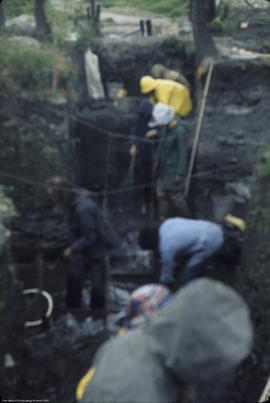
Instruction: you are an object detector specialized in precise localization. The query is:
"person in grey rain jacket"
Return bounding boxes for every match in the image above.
[47,176,119,310]
[77,278,253,403]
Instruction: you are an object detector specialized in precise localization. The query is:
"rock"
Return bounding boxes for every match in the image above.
[114,96,141,113]
[108,286,130,310]
[225,182,251,202]
[217,137,237,146]
[111,249,154,275]
[40,313,105,347]
[4,353,16,368]
[213,182,250,222]
[212,195,236,222]
[233,132,245,140]
[80,318,105,337]
[106,81,123,100]
[59,313,78,331]
[224,105,253,115]
[64,32,79,43]
[8,36,41,49]
[2,119,19,128]
[218,136,227,145]
[236,139,247,146]
[6,15,36,36]
[84,49,105,100]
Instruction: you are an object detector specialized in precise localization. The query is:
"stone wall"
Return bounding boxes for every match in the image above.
[93,36,195,96]
[0,93,73,209]
[0,191,23,400]
[239,147,270,401]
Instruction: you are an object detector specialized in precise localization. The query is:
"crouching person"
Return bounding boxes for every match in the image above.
[76,278,253,403]
[138,217,224,289]
[47,177,119,312]
[114,283,173,331]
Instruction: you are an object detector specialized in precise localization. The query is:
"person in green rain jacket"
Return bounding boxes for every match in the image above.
[149,102,190,220]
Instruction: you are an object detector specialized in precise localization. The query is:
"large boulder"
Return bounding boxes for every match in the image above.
[8,35,41,49]
[6,14,36,36]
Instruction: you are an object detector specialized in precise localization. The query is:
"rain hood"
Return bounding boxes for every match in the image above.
[145,278,253,384]
[80,279,253,403]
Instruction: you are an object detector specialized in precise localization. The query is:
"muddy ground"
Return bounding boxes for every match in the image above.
[4,3,270,403]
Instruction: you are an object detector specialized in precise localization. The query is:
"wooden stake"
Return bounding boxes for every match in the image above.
[259,375,270,403]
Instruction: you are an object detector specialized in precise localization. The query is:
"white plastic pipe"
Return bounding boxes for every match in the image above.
[22,288,53,328]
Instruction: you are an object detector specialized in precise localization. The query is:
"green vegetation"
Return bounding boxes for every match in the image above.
[74,25,95,52]
[260,12,270,26]
[210,13,245,32]
[46,0,89,46]
[0,185,16,252]
[2,0,33,18]
[0,0,96,96]
[0,40,71,96]
[99,0,189,17]
[160,36,186,57]
[209,0,240,32]
[0,186,16,223]
[256,145,270,180]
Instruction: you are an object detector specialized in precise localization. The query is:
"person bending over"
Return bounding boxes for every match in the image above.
[138,217,224,288]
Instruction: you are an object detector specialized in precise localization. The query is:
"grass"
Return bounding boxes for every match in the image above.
[98,0,189,17]
[0,39,72,96]
[0,0,96,96]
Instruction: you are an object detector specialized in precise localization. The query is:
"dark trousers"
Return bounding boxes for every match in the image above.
[156,185,190,221]
[66,254,106,310]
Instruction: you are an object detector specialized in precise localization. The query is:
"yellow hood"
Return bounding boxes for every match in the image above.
[140,76,157,94]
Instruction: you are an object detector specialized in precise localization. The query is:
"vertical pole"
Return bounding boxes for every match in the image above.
[95,4,101,23]
[139,20,145,36]
[149,142,155,221]
[86,5,91,21]
[259,376,270,402]
[52,68,59,91]
[91,0,95,21]
[102,136,112,330]
[146,19,152,36]
[0,1,5,29]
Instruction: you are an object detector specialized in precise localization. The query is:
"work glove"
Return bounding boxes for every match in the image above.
[145,129,158,138]
[129,144,137,159]
[174,173,182,185]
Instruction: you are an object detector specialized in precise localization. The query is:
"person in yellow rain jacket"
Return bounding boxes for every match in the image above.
[151,63,190,88]
[140,75,192,118]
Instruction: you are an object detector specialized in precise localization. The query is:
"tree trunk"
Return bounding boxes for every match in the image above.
[0,1,5,28]
[190,0,217,66]
[34,0,51,41]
